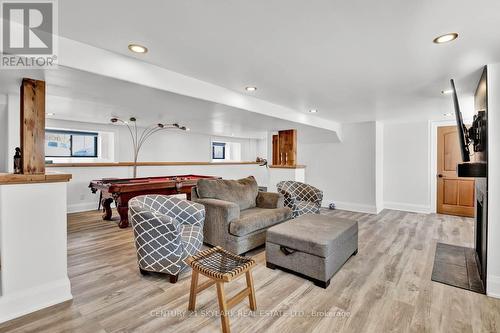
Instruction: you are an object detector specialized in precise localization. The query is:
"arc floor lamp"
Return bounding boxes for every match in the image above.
[110,117,189,178]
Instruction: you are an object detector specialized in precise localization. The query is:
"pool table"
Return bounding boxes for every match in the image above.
[89,174,219,228]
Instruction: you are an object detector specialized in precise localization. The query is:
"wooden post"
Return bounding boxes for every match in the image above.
[278,129,297,166]
[20,78,46,174]
[272,134,280,165]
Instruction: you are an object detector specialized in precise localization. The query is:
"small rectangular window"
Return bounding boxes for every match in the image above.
[45,129,98,158]
[212,142,226,160]
[211,140,242,162]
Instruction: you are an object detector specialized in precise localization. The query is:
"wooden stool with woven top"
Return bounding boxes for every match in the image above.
[186,246,257,333]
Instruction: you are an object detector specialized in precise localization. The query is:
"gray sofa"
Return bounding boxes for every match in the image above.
[192,176,292,254]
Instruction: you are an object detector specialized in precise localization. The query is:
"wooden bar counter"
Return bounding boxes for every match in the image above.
[0,172,72,185]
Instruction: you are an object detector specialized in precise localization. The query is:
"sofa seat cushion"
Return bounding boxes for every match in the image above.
[296,201,320,215]
[229,207,292,237]
[196,176,258,210]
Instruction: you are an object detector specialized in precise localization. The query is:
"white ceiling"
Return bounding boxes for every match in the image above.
[0,67,339,142]
[58,0,500,122]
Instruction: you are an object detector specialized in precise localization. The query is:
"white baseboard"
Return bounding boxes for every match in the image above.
[383,201,431,214]
[325,200,378,214]
[0,278,73,323]
[67,201,100,213]
[487,275,500,299]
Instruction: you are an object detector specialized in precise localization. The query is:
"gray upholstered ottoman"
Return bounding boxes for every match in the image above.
[265,214,358,288]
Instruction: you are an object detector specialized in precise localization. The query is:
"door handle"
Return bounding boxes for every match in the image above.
[438,174,443,178]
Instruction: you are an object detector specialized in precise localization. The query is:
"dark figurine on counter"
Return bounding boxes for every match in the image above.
[14,147,22,174]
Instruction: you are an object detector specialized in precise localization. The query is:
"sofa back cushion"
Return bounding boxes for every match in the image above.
[196,176,258,210]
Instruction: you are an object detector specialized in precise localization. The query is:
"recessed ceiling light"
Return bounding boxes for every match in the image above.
[128,43,148,54]
[185,128,191,131]
[245,86,257,92]
[46,112,55,116]
[433,33,458,44]
[441,89,453,95]
[309,109,318,113]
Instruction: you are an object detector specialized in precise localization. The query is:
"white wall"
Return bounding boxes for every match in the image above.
[298,122,378,214]
[383,121,431,213]
[0,182,72,323]
[43,119,267,212]
[6,94,20,173]
[268,167,305,195]
[375,122,384,212]
[257,138,267,160]
[55,164,268,213]
[487,63,500,298]
[46,119,261,163]
[0,103,7,172]
[3,106,266,213]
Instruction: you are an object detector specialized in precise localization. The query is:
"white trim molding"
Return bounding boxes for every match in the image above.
[384,201,431,214]
[326,200,378,215]
[487,63,500,301]
[487,275,500,299]
[67,202,102,213]
[0,278,72,324]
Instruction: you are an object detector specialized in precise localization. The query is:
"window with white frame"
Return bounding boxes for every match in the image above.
[45,128,115,163]
[211,141,242,162]
[45,129,98,158]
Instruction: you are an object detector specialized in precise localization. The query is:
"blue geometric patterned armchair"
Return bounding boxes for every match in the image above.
[128,195,205,283]
[276,181,323,218]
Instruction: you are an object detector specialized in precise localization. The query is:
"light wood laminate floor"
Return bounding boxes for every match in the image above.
[1,209,500,333]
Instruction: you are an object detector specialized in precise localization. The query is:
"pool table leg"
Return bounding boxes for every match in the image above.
[102,198,113,220]
[117,205,129,228]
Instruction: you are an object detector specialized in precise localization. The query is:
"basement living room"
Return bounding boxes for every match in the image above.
[1,1,500,333]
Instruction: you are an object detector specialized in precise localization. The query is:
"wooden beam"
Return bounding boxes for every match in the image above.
[20,78,46,174]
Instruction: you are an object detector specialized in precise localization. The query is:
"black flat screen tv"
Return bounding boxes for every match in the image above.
[450,79,471,162]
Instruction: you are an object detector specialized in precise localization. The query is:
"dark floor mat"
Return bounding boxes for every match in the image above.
[431,242,485,294]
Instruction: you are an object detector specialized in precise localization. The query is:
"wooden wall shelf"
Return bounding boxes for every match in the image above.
[269,165,306,169]
[0,172,72,185]
[45,161,261,168]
